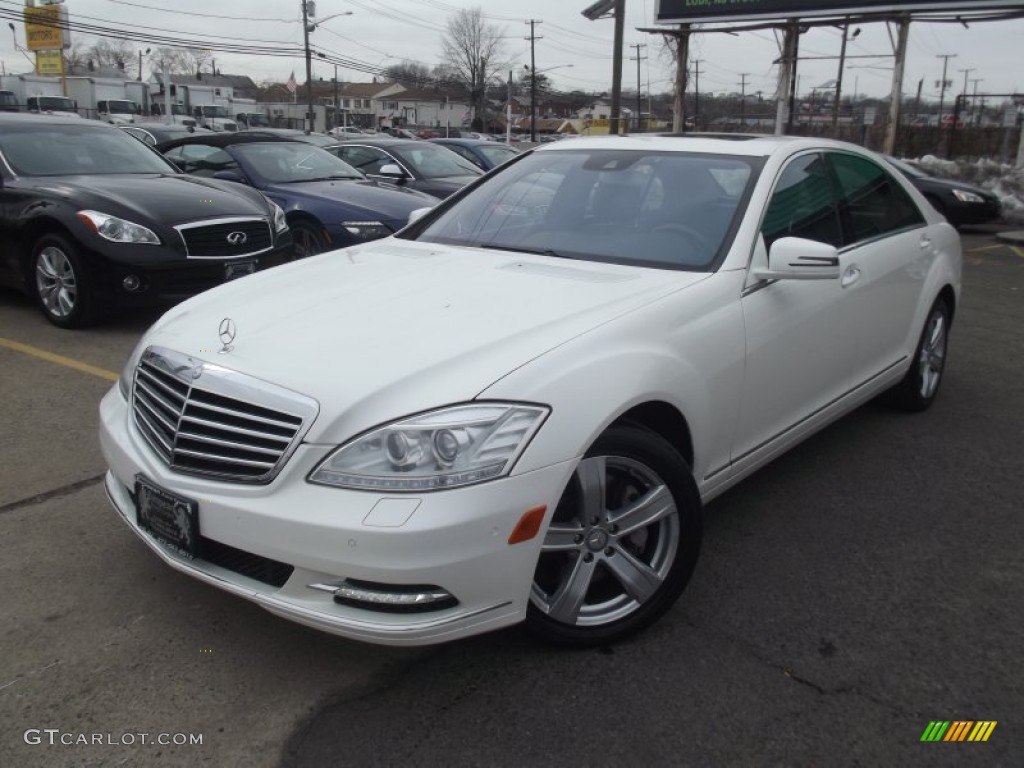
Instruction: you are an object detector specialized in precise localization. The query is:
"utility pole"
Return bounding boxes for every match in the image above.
[693,58,702,131]
[833,21,857,137]
[883,17,910,155]
[302,0,315,133]
[936,53,956,120]
[738,73,749,125]
[525,19,543,142]
[333,63,339,132]
[970,77,983,126]
[774,20,799,135]
[506,70,512,145]
[957,67,974,124]
[610,0,625,135]
[631,43,646,132]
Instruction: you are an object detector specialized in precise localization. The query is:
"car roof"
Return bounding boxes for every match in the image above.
[0,112,93,127]
[330,137,423,147]
[536,133,858,158]
[431,138,510,148]
[154,133,303,151]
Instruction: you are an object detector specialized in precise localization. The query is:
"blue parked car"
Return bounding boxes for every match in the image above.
[157,134,439,258]
[429,138,521,171]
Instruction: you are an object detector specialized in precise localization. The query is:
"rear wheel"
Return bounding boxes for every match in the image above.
[882,297,951,412]
[291,221,328,259]
[526,423,702,646]
[31,233,97,329]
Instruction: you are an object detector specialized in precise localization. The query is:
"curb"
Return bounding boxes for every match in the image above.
[996,231,1024,244]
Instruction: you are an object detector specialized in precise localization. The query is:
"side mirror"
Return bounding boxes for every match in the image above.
[752,237,840,281]
[212,169,248,184]
[378,163,405,179]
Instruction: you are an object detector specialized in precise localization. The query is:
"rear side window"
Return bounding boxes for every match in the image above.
[827,152,924,243]
[761,153,842,249]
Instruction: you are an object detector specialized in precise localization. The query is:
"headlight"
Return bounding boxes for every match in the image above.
[309,403,549,492]
[117,338,147,400]
[952,189,985,204]
[341,221,392,240]
[77,210,160,245]
[269,200,289,233]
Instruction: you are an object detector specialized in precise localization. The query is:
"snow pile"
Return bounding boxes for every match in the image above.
[910,155,1024,225]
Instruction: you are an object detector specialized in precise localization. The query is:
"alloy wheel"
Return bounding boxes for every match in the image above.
[918,310,947,399]
[35,246,77,318]
[531,456,680,627]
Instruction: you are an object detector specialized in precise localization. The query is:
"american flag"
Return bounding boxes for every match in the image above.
[286,71,298,94]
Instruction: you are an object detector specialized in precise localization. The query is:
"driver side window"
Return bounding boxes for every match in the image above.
[761,154,842,249]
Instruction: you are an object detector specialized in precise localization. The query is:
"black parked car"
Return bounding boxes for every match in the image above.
[0,114,293,328]
[156,134,438,258]
[119,123,214,146]
[328,137,482,198]
[885,156,1002,227]
[429,138,521,170]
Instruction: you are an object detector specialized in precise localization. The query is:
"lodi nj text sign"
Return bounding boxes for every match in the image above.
[655,0,1024,24]
[24,4,71,51]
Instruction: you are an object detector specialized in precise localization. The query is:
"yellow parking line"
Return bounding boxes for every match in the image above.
[1011,246,1024,259]
[0,337,119,382]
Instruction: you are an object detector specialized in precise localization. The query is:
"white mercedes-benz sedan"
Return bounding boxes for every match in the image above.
[99,135,961,647]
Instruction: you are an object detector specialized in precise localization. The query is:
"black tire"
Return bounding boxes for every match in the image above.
[881,296,951,412]
[526,423,702,647]
[30,233,98,329]
[291,221,328,259]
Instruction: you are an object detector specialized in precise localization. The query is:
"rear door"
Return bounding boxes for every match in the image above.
[825,151,928,386]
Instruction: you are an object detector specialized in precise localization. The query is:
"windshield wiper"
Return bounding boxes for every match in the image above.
[287,175,359,183]
[475,243,577,260]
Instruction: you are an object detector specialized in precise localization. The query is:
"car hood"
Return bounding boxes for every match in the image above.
[142,238,708,444]
[415,176,478,194]
[23,174,268,225]
[263,180,438,222]
[917,175,998,200]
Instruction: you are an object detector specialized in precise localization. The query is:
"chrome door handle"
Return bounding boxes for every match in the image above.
[920,237,932,250]
[841,266,861,287]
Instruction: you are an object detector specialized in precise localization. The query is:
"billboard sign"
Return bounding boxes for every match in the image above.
[35,49,64,76]
[655,0,1024,25]
[24,4,71,51]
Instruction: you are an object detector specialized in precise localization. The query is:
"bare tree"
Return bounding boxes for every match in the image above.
[384,60,434,88]
[440,8,505,127]
[87,38,136,73]
[151,46,191,74]
[184,47,213,77]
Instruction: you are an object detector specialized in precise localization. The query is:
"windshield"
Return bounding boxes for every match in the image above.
[32,97,75,112]
[407,149,757,272]
[200,105,230,118]
[234,142,363,182]
[106,100,135,114]
[479,144,519,166]
[0,124,178,176]
[392,144,482,179]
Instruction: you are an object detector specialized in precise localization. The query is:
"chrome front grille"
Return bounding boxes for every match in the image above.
[175,217,273,259]
[131,347,318,484]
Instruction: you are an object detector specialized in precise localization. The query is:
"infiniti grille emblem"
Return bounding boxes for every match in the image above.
[218,317,237,354]
[226,231,248,246]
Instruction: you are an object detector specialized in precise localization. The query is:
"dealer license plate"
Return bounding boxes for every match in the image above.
[135,475,201,559]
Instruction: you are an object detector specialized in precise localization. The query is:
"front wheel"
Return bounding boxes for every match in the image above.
[31,233,97,329]
[526,423,702,646]
[291,221,328,259]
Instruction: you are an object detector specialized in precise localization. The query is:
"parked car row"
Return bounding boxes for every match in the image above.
[0,114,505,327]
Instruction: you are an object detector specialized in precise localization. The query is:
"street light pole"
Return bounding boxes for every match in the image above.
[302,0,314,133]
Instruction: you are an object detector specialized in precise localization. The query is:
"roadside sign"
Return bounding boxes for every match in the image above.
[1003,106,1018,128]
[863,107,877,125]
[655,1,1023,25]
[24,4,71,51]
[35,49,64,76]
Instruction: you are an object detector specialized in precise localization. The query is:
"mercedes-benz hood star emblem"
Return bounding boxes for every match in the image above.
[218,317,237,354]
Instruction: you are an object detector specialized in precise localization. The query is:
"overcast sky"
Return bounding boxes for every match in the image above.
[1,0,1021,107]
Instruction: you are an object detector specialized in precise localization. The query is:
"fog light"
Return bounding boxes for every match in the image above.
[122,274,141,292]
[308,579,458,613]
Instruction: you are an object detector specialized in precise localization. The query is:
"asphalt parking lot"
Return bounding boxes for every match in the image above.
[1,229,1021,767]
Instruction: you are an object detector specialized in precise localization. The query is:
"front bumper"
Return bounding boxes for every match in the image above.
[99,387,575,646]
[91,235,293,306]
